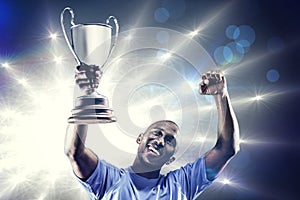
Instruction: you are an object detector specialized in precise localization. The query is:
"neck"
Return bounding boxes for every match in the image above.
[131,158,161,179]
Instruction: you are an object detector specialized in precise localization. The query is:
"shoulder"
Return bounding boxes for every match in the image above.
[82,159,123,184]
[170,157,206,174]
[96,159,125,175]
[166,156,210,182]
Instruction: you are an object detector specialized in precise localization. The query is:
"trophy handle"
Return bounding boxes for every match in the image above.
[106,16,119,62]
[60,7,81,66]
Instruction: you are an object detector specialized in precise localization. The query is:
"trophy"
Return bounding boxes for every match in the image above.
[60,7,118,124]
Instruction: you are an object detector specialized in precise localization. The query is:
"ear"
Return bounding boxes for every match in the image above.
[136,133,143,144]
[165,156,176,165]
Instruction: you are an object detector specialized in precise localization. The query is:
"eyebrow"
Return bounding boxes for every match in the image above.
[151,128,163,132]
[150,128,177,138]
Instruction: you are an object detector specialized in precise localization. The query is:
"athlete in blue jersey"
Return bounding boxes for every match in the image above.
[64,66,240,200]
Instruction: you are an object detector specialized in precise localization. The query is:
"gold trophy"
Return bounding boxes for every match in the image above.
[61,7,118,124]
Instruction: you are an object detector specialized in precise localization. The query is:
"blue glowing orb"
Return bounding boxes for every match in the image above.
[234,25,256,47]
[214,46,233,65]
[226,25,239,40]
[154,7,170,23]
[266,69,280,83]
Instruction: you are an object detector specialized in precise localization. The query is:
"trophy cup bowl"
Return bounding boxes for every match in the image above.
[61,7,118,124]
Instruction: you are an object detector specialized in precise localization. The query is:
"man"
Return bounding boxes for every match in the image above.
[64,65,240,200]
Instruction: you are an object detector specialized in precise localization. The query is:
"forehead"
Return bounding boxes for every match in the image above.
[147,121,179,135]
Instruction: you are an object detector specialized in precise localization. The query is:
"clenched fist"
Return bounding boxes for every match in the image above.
[199,70,227,96]
[75,63,103,94]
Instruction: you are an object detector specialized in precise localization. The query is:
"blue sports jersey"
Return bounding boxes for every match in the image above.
[76,157,212,200]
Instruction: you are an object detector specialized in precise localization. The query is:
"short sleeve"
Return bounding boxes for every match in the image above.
[169,157,213,199]
[75,159,121,199]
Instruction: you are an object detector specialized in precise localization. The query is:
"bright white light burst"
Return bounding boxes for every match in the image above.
[18,78,29,87]
[2,62,11,69]
[161,52,172,61]
[188,30,199,37]
[49,32,58,40]
[221,178,231,185]
[253,95,263,101]
[54,55,63,64]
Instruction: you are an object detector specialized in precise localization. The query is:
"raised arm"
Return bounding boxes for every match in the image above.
[199,70,240,181]
[64,124,98,180]
[64,64,101,180]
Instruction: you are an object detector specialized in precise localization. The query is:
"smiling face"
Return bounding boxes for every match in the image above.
[136,120,179,171]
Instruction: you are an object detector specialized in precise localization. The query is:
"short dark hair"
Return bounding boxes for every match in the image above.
[147,120,179,131]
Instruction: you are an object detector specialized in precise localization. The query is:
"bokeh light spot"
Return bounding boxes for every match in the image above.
[223,46,233,62]
[236,39,250,48]
[235,42,246,54]
[233,27,240,39]
[234,25,256,46]
[225,42,244,63]
[154,7,170,23]
[266,69,280,83]
[226,25,238,39]
[156,31,170,43]
[214,46,232,65]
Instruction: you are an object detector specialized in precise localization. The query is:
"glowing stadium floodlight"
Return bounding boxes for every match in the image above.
[18,78,29,87]
[1,62,10,69]
[161,52,172,61]
[253,95,263,101]
[49,32,58,40]
[189,30,199,37]
[1,108,19,120]
[221,178,231,185]
[54,55,62,64]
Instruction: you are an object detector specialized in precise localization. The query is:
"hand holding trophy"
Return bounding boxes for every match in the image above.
[61,7,118,124]
[75,63,102,95]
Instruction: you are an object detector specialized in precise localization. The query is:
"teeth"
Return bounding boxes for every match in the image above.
[148,145,160,155]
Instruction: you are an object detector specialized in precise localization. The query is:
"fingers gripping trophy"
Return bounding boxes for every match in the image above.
[61,7,119,124]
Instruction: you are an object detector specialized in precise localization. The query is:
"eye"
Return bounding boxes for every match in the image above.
[166,139,172,145]
[152,130,162,137]
[165,136,176,146]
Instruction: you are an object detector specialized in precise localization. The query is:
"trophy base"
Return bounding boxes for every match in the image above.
[68,93,116,124]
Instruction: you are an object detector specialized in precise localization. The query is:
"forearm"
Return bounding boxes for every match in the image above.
[214,93,240,154]
[64,124,98,179]
[64,124,88,159]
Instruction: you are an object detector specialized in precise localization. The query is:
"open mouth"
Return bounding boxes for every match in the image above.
[147,144,160,156]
